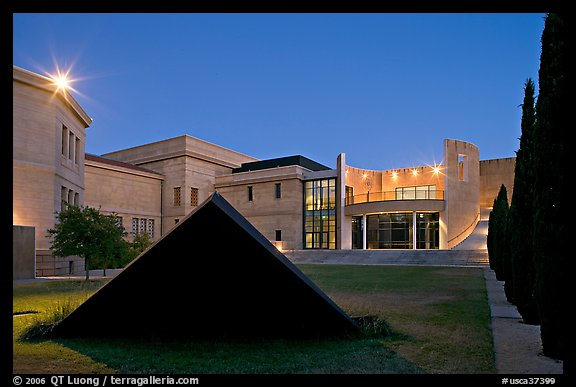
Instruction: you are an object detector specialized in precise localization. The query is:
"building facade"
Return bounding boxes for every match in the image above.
[13,66,92,275]
[84,154,164,242]
[13,66,515,276]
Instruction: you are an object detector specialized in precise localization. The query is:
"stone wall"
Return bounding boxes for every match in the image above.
[84,157,163,241]
[36,250,85,277]
[13,225,36,280]
[215,166,306,251]
[479,157,516,208]
[102,135,257,235]
[443,139,481,249]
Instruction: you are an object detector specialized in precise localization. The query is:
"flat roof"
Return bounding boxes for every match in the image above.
[85,154,163,176]
[233,155,330,173]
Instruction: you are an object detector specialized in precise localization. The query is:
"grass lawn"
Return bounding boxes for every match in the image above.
[13,265,495,374]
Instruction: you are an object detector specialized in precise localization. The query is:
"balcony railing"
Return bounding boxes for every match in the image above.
[345,190,444,205]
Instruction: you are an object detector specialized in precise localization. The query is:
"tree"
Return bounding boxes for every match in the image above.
[128,232,153,261]
[532,13,565,359]
[509,78,539,324]
[487,184,509,282]
[47,204,129,280]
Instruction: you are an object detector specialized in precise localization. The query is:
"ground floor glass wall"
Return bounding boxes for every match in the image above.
[416,212,439,249]
[352,216,363,249]
[367,212,413,249]
[352,212,439,249]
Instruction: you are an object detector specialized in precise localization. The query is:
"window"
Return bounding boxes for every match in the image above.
[275,230,282,242]
[131,218,138,236]
[345,186,354,205]
[74,192,79,206]
[304,179,336,249]
[366,213,413,249]
[275,183,281,199]
[395,185,437,200]
[173,187,181,206]
[248,186,253,202]
[61,186,68,210]
[190,187,199,207]
[132,217,154,237]
[458,154,467,181]
[416,212,439,249]
[114,216,123,228]
[68,131,75,160]
[75,137,81,164]
[147,219,154,238]
[67,189,74,206]
[352,216,363,249]
[61,125,68,156]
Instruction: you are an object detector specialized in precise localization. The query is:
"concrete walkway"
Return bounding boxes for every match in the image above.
[285,249,488,267]
[484,268,563,374]
[13,269,122,284]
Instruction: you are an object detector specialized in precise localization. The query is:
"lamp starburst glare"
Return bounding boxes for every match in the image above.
[48,66,77,94]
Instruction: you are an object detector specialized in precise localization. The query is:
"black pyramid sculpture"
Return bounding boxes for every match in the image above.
[52,192,359,339]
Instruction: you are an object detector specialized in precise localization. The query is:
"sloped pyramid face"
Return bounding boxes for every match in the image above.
[52,192,358,339]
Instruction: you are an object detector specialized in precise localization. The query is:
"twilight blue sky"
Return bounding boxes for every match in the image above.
[13,13,545,170]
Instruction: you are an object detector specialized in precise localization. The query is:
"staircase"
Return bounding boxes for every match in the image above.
[284,249,488,267]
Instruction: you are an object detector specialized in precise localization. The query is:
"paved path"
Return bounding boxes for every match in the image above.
[484,268,563,374]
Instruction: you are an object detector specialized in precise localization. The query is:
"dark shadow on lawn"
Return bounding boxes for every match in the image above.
[53,336,424,374]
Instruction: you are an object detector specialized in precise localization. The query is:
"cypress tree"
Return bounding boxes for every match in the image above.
[488,184,509,281]
[509,78,539,324]
[532,13,565,359]
[502,214,514,304]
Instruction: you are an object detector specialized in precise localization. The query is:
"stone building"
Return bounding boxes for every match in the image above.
[13,65,515,276]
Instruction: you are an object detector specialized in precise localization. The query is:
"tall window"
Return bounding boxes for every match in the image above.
[352,216,363,249]
[74,137,81,165]
[275,183,281,199]
[458,154,467,181]
[67,189,74,206]
[173,187,181,206]
[61,125,68,156]
[345,186,354,205]
[74,192,79,206]
[275,230,282,242]
[190,187,199,207]
[131,218,138,236]
[416,213,439,249]
[139,218,146,235]
[304,179,336,249]
[147,219,155,238]
[68,131,75,160]
[61,186,68,210]
[248,186,253,202]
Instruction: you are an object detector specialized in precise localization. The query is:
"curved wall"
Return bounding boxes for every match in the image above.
[344,163,445,198]
[443,139,480,249]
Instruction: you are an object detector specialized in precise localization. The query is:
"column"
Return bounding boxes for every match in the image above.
[413,212,417,250]
[362,214,367,250]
